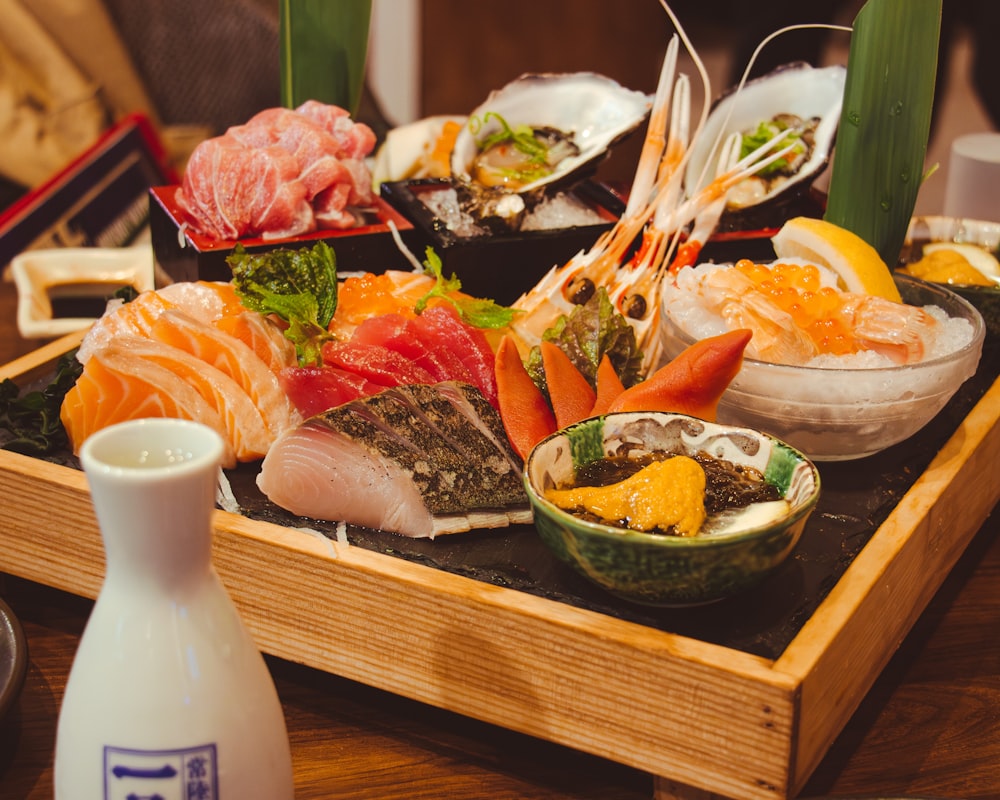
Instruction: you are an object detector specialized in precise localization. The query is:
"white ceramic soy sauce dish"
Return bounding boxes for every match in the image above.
[10,245,154,338]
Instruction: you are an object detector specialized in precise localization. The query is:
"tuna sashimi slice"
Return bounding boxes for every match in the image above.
[321,341,438,387]
[279,365,386,418]
[412,305,499,406]
[234,108,354,201]
[350,313,474,385]
[176,137,314,241]
[256,382,530,538]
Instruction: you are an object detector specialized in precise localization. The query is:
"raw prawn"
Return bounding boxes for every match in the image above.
[663,261,941,366]
[838,294,938,365]
[507,0,813,376]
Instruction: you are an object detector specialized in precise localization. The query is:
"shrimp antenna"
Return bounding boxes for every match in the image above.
[695,22,854,194]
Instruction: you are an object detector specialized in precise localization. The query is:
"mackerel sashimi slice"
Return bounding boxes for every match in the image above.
[256,382,531,538]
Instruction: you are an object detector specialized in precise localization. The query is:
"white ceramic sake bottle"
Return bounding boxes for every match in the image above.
[54,417,294,800]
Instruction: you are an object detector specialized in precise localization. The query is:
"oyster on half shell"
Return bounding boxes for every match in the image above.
[684,63,847,229]
[450,72,653,195]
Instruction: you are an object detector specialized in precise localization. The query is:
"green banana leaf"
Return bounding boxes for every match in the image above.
[824,0,942,265]
[279,0,372,114]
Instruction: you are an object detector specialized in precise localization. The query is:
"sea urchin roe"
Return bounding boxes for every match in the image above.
[545,455,707,536]
[901,249,994,287]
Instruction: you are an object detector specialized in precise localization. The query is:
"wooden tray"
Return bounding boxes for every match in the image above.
[3,334,1000,800]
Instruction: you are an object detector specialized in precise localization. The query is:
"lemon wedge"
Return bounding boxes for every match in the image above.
[771,216,902,302]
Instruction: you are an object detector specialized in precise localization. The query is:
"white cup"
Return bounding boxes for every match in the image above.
[943,132,1000,222]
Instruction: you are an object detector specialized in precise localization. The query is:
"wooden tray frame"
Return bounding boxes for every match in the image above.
[4,333,1000,800]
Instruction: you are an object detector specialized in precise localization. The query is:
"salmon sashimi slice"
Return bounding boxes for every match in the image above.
[149,309,301,437]
[76,281,246,364]
[76,290,177,364]
[158,280,246,321]
[113,338,276,461]
[214,312,297,374]
[256,382,530,538]
[61,342,239,467]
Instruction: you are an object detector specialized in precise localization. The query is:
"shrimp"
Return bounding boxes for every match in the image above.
[666,261,942,367]
[668,265,817,365]
[508,18,706,371]
[508,0,813,376]
[839,295,938,365]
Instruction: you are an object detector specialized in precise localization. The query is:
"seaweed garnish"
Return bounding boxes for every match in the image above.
[0,284,135,457]
[0,350,83,456]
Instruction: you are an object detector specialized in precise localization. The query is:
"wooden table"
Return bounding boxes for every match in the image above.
[2,280,999,800]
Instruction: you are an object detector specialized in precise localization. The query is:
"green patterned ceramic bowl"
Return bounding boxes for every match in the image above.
[524,412,821,607]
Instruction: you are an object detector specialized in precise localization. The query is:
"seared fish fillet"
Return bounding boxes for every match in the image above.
[256,382,532,538]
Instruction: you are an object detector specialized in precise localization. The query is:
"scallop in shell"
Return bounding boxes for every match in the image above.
[450,72,653,194]
[684,63,847,230]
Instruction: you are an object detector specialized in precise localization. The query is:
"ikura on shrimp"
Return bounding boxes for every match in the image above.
[661,260,975,368]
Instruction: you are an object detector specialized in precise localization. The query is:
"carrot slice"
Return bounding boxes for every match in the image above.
[540,341,597,429]
[495,335,557,460]
[588,354,626,416]
[607,329,752,420]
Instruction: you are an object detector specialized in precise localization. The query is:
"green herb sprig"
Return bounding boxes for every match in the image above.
[227,241,339,367]
[414,247,517,329]
[470,111,553,185]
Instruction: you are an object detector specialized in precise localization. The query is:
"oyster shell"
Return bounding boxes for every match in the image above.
[684,63,846,229]
[450,72,652,194]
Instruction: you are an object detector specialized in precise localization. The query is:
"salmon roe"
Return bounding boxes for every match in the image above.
[732,260,859,355]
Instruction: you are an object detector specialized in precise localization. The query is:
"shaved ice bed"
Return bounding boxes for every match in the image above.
[660,262,986,460]
[419,185,605,239]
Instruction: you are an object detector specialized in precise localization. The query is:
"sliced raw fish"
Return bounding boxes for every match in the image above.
[232,108,352,201]
[214,312,298,374]
[257,382,530,538]
[77,281,246,364]
[149,309,301,437]
[61,342,239,467]
[176,137,315,240]
[63,336,277,466]
[350,313,475,384]
[279,365,387,418]
[413,305,499,406]
[321,340,438,387]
